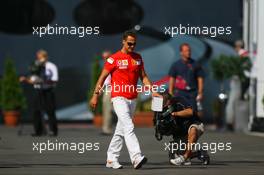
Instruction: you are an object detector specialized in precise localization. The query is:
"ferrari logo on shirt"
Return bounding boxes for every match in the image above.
[122,59,128,66]
[117,60,122,66]
[132,59,141,65]
[117,59,128,69]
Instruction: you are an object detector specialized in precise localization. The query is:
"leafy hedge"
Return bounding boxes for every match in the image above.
[210,55,251,82]
[87,55,102,115]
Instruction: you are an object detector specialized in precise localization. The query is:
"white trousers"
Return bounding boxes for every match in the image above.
[107,96,142,163]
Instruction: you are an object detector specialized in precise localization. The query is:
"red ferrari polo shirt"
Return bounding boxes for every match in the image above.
[104,51,144,99]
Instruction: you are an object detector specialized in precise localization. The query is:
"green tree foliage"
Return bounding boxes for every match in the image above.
[0,57,27,111]
[87,55,102,114]
[210,55,252,82]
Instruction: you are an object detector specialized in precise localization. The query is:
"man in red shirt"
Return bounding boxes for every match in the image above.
[90,31,160,169]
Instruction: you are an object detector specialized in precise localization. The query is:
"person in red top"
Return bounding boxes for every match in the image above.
[90,31,160,169]
[104,49,144,99]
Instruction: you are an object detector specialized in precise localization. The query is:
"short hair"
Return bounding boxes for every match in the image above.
[179,43,190,51]
[122,30,137,40]
[37,49,48,58]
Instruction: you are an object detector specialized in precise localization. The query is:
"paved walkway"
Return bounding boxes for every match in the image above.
[0,124,263,175]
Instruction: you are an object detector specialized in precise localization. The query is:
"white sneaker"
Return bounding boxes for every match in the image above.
[170,155,191,166]
[133,156,148,169]
[106,161,123,169]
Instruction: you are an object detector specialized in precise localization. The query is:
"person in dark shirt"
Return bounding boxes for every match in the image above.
[168,43,205,165]
[155,92,204,165]
[168,43,205,113]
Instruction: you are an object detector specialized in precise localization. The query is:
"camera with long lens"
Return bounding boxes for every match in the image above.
[153,98,185,141]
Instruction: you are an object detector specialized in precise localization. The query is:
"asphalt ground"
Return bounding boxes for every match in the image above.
[0,124,264,175]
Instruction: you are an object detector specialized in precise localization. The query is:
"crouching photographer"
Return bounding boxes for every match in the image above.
[153,92,209,165]
[20,50,58,137]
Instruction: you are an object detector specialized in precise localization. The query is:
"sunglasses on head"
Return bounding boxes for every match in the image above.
[127,42,136,46]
